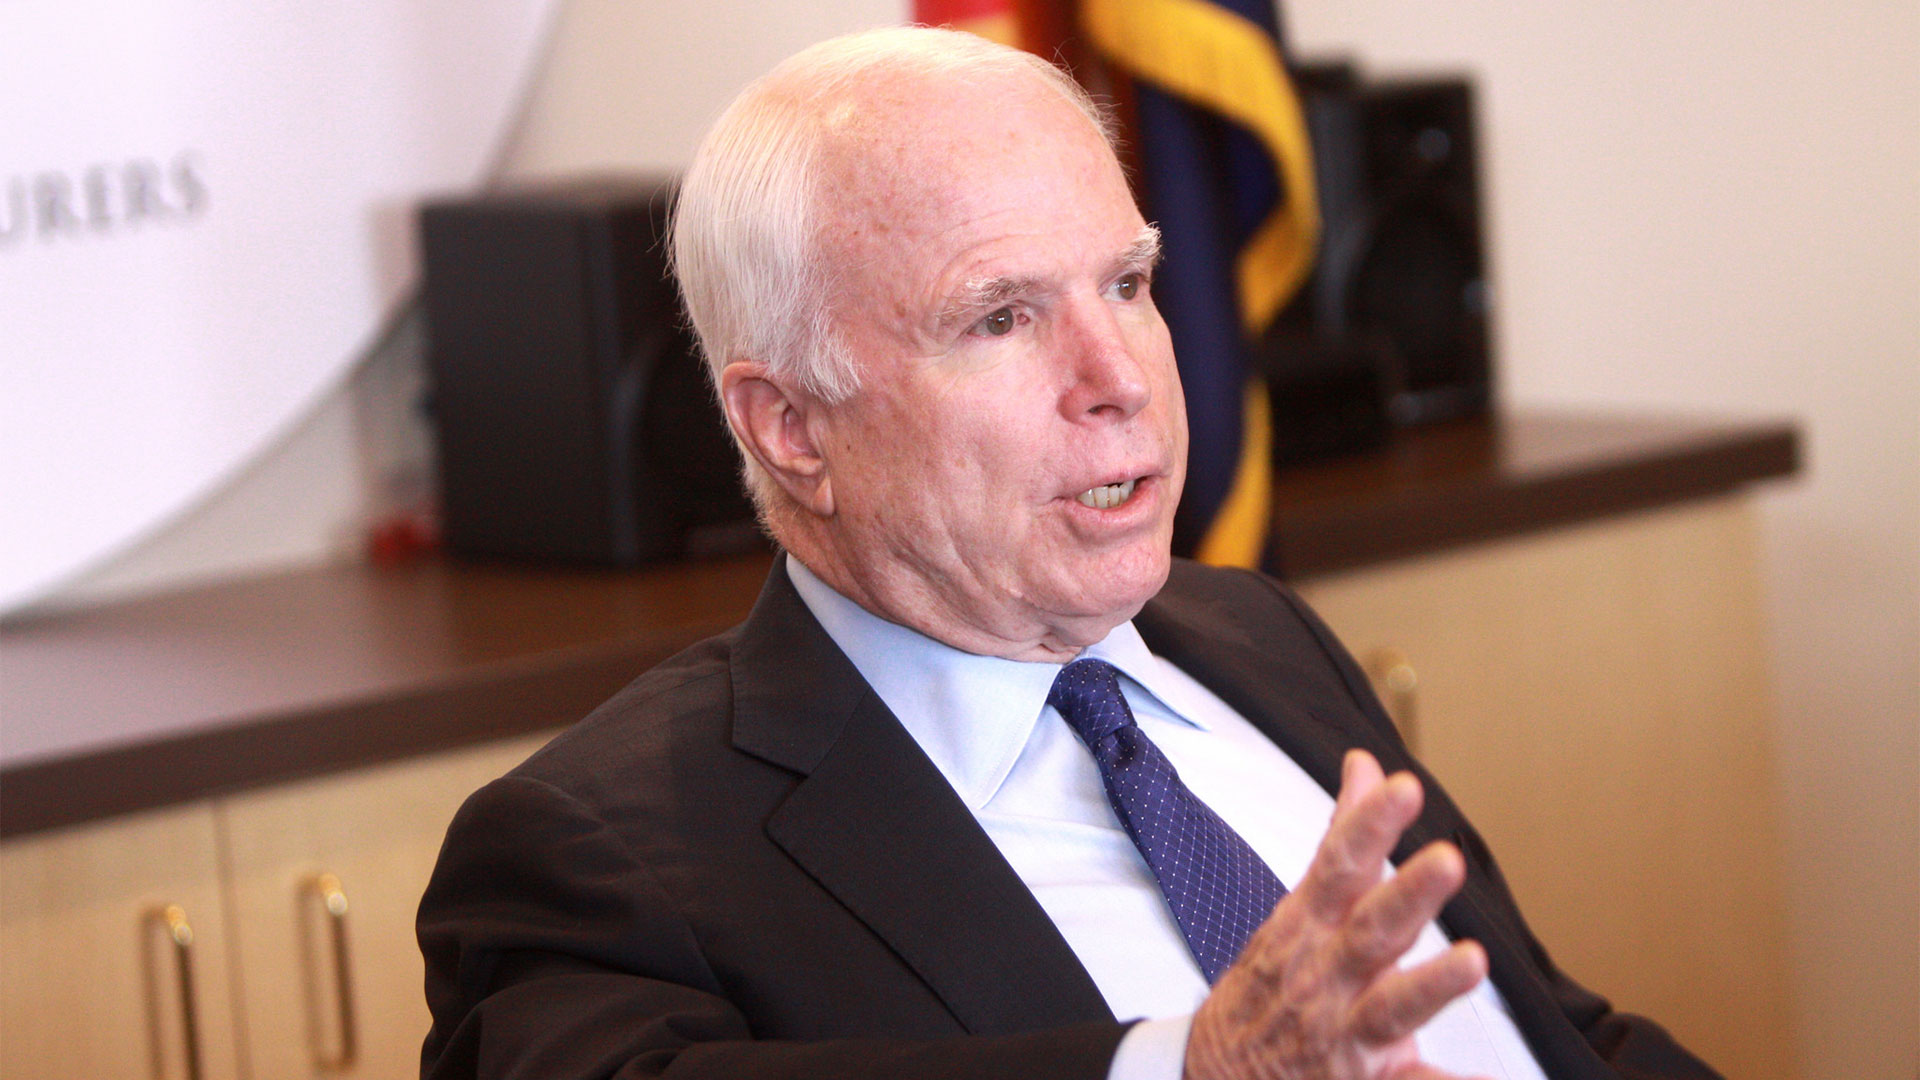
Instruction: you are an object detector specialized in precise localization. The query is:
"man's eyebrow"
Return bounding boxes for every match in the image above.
[1115,225,1164,274]
[937,274,1046,331]
[935,226,1164,332]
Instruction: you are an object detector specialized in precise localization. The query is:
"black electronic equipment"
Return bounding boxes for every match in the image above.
[419,177,758,565]
[1273,62,1492,431]
[1257,336,1393,468]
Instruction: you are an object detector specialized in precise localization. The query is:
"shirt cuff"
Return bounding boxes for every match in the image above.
[1105,1014,1194,1080]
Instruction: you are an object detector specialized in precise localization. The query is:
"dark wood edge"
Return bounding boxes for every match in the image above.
[0,617,738,840]
[1267,424,1799,580]
[1,415,1804,840]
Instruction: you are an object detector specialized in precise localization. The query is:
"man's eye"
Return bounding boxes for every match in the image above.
[973,307,1017,336]
[1112,273,1144,301]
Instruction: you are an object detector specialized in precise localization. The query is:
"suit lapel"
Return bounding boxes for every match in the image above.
[723,560,1608,1074]
[730,561,1115,1035]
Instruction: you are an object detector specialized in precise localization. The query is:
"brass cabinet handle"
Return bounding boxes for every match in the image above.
[1364,648,1421,755]
[301,873,358,1071]
[144,904,204,1080]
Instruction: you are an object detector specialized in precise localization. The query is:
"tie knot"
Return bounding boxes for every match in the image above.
[1048,658,1135,745]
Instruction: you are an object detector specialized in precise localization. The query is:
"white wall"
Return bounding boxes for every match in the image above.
[37,0,1919,1076]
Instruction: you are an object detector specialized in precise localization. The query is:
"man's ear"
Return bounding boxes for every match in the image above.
[720,360,835,517]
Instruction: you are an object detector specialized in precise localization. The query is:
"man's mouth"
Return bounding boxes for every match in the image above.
[1076,478,1138,510]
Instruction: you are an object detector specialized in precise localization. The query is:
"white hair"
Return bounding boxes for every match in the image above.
[669,25,1117,515]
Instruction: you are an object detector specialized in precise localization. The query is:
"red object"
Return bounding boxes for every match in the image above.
[914,0,1080,67]
[366,512,441,566]
[914,0,1016,23]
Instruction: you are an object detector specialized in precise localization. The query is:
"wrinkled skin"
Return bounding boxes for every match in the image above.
[722,71,1184,662]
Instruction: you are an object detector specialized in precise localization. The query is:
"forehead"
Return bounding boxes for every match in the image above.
[817,70,1139,274]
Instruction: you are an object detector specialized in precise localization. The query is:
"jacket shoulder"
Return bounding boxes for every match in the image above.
[1153,558,1340,655]
[505,625,752,809]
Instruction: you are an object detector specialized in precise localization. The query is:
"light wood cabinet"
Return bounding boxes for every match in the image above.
[0,733,550,1080]
[0,802,243,1079]
[218,733,549,1079]
[1297,495,1797,1080]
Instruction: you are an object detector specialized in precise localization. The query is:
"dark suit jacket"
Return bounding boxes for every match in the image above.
[418,559,1720,1080]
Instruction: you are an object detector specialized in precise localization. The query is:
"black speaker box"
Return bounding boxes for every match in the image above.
[1258,336,1393,468]
[419,177,757,565]
[1274,62,1493,428]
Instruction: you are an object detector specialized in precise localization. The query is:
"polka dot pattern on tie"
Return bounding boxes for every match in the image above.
[1048,658,1287,984]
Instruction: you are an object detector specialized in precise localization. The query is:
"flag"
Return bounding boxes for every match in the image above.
[1081,0,1319,567]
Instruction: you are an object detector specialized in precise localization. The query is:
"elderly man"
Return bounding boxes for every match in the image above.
[418,26,1717,1080]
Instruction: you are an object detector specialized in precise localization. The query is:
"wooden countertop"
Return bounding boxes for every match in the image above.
[1265,410,1799,577]
[0,409,1798,838]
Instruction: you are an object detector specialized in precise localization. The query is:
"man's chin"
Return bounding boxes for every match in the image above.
[1049,544,1173,625]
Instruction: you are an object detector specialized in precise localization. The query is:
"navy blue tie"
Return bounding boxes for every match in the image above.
[1048,658,1287,984]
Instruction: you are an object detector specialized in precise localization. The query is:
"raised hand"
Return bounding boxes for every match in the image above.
[1184,750,1490,1080]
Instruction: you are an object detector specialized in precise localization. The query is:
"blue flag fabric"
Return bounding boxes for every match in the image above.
[1083,0,1317,564]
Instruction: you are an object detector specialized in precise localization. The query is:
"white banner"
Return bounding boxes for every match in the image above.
[0,1,557,611]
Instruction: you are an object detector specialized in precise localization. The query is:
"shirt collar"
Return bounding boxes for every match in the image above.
[786,555,1210,810]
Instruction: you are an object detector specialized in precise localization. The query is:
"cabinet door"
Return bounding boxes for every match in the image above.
[217,732,553,1080]
[1,802,242,1080]
[1297,497,1796,1080]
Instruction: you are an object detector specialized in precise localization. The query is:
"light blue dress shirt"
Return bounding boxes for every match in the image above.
[787,556,1549,1080]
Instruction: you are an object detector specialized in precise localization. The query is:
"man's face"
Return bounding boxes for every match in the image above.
[807,75,1187,659]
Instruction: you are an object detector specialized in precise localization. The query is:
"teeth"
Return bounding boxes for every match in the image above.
[1076,478,1138,509]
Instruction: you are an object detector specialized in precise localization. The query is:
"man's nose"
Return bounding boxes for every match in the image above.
[1059,298,1154,422]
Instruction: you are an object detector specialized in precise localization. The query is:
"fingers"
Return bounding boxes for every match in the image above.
[1336,841,1468,978]
[1336,745,1385,810]
[1349,940,1489,1047]
[1298,750,1427,922]
[1184,749,1488,1080]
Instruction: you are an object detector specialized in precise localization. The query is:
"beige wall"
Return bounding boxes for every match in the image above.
[44,0,1920,1076]
[1284,2,1920,1077]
